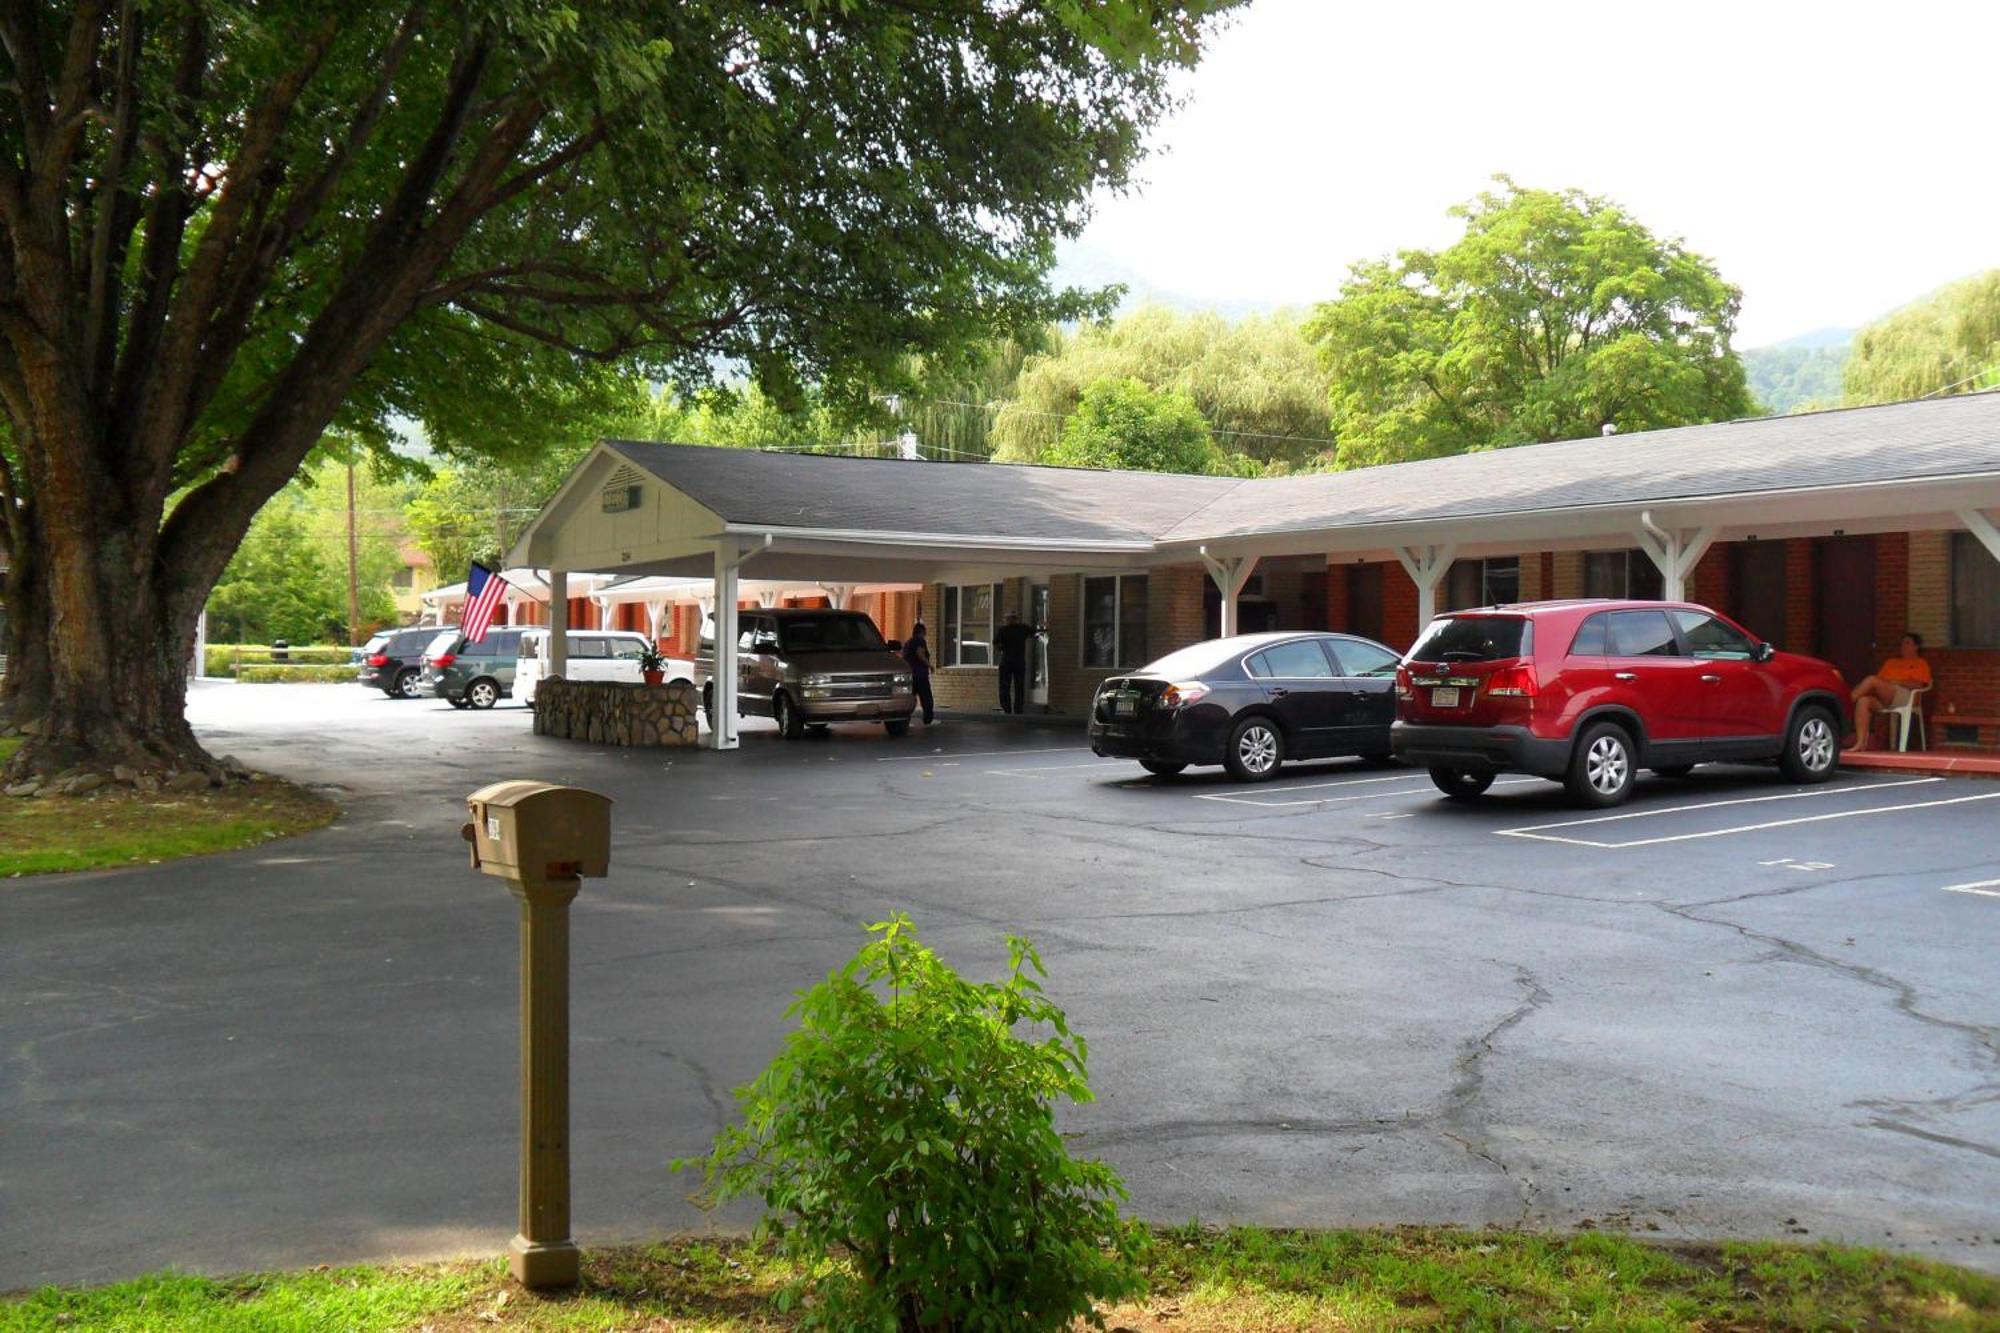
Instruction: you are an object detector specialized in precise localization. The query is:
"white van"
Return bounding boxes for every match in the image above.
[514,629,694,704]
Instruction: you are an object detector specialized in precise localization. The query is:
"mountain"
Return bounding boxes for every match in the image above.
[1742,342,1849,414]
[1771,326,1857,350]
[1050,242,1282,321]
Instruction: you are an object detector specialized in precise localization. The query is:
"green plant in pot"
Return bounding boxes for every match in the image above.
[637,644,666,685]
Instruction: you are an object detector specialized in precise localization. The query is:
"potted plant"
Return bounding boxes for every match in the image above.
[638,644,666,686]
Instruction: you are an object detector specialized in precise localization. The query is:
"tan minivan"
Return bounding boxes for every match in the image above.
[695,608,915,738]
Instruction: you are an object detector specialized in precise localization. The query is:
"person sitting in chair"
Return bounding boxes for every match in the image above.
[1849,631,1931,752]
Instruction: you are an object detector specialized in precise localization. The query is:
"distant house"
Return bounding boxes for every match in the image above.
[390,541,436,621]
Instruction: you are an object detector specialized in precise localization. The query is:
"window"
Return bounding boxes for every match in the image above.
[393,566,415,590]
[1583,549,1664,600]
[942,583,998,666]
[1247,640,1335,678]
[1569,615,1609,656]
[1606,609,1679,657]
[1443,557,1520,610]
[573,636,612,658]
[1082,574,1148,668]
[1671,610,1757,660]
[1327,638,1401,677]
[1951,532,2000,648]
[1410,615,1530,662]
[779,613,887,653]
[610,637,647,660]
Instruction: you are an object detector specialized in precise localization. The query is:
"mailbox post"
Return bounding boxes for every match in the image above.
[463,780,614,1289]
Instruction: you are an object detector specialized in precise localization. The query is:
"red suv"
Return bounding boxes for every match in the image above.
[1390,600,1848,806]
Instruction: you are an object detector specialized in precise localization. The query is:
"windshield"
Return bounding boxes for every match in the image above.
[1141,639,1253,678]
[778,614,887,653]
[1409,615,1530,663]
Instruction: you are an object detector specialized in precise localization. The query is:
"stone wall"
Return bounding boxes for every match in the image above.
[532,677,699,747]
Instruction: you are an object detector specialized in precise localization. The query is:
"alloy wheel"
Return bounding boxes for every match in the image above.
[396,670,420,698]
[1586,733,1629,795]
[1238,724,1278,775]
[1798,715,1835,772]
[470,680,498,709]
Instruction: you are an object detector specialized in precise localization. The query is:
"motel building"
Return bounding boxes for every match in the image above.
[501,392,2000,760]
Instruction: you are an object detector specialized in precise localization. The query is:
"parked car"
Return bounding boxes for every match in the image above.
[1390,599,1848,807]
[694,608,916,737]
[1088,631,1403,780]
[354,625,449,699]
[512,629,693,705]
[420,627,525,709]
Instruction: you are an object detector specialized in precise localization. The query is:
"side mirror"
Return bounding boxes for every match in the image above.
[1753,641,1775,663]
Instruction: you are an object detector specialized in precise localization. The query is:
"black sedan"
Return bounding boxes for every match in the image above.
[1088,631,1403,781]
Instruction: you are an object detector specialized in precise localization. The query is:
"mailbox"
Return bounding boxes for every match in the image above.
[464,780,613,885]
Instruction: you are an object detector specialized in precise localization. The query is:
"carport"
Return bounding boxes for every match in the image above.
[509,394,2000,751]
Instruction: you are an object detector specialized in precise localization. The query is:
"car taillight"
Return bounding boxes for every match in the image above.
[430,653,456,668]
[1395,666,1413,700]
[1485,663,1539,698]
[366,654,389,667]
[1162,681,1211,708]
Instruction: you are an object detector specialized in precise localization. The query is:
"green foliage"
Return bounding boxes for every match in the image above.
[677,917,1143,1332]
[234,665,358,684]
[1042,378,1244,476]
[203,645,351,677]
[1306,178,1752,467]
[992,307,1332,468]
[1744,344,1851,414]
[1844,270,2000,405]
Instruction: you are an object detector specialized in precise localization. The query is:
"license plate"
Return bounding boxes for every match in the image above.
[1112,696,1136,717]
[1431,687,1461,707]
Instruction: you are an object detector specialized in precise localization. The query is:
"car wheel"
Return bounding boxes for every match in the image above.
[1779,705,1840,783]
[884,717,911,736]
[448,695,470,710]
[394,668,421,699]
[1652,764,1695,779]
[1428,767,1494,799]
[774,690,806,739]
[467,678,500,710]
[1140,760,1188,778]
[1566,721,1636,807]
[1223,716,1284,781]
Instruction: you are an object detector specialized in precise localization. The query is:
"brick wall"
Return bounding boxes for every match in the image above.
[1148,564,1206,659]
[1383,563,1419,650]
[1691,546,1728,609]
[1907,530,2000,729]
[1550,551,1583,599]
[1324,560,1350,630]
[1783,539,1815,653]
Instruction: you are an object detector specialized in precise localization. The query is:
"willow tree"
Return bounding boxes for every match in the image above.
[1844,270,2000,405]
[0,0,1236,778]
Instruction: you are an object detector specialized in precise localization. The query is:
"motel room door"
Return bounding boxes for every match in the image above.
[1814,536,1878,686]
[1028,580,1051,709]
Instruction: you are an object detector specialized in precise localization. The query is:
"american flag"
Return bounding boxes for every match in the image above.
[460,563,510,643]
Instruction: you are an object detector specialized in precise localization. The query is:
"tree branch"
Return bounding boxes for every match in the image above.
[82,0,141,398]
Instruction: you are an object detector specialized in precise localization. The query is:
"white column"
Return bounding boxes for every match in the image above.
[1634,512,1716,602]
[820,584,854,609]
[1199,548,1259,638]
[1393,543,1457,632]
[547,568,569,677]
[645,598,668,644]
[189,609,207,679]
[757,588,781,608]
[1960,508,2000,566]
[710,550,741,750]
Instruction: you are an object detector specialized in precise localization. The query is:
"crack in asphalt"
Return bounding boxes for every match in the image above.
[1438,963,1552,1225]
[1863,1117,2000,1161]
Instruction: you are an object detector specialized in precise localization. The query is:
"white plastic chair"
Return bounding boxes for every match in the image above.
[1886,683,1930,752]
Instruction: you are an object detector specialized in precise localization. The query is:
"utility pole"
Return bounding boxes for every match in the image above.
[346,461,362,644]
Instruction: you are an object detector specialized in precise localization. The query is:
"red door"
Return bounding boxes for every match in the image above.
[1604,608,1708,742]
[1814,537,1877,686]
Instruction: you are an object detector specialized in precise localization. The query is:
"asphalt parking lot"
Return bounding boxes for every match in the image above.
[4,681,1999,1289]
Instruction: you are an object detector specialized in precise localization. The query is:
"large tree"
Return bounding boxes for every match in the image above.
[1305,178,1751,468]
[0,0,1236,778]
[1041,375,1242,475]
[1844,270,2000,405]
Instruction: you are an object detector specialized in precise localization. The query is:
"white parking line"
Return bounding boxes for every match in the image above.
[1496,776,1938,843]
[1502,789,2000,849]
[875,745,1082,763]
[1199,775,1543,809]
[1205,770,1436,797]
[1943,879,2000,898]
[984,759,1134,777]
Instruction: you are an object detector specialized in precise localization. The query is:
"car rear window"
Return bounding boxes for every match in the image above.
[425,630,458,657]
[1246,640,1335,678]
[1141,639,1249,678]
[363,633,394,653]
[1409,615,1530,662]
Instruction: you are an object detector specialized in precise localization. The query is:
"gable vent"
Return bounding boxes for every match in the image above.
[601,465,644,513]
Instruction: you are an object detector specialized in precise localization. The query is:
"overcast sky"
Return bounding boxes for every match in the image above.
[1065,0,2000,347]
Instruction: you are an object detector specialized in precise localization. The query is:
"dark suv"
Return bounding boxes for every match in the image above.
[1391,600,1848,806]
[354,625,446,699]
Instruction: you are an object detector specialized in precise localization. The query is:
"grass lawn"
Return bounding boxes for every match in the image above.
[5,1227,1996,1331]
[0,777,337,877]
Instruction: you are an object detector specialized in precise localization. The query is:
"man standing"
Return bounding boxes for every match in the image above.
[995,610,1033,713]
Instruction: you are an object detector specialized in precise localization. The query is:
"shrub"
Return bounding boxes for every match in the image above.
[204,644,354,676]
[677,916,1142,1331]
[236,664,356,683]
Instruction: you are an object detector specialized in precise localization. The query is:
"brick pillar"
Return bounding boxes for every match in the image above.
[1550,551,1583,599]
[1384,563,1420,651]
[1907,530,1951,646]
[1875,532,1910,645]
[1147,564,1206,660]
[1692,544,1730,612]
[1518,551,1545,601]
[1324,560,1349,630]
[1783,539,1815,653]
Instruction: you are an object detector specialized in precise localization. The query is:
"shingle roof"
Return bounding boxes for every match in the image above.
[601,392,2000,549]
[1163,391,2000,542]
[602,439,1233,544]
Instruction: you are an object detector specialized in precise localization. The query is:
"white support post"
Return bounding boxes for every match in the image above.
[1960,508,2000,567]
[644,598,668,644]
[1393,543,1457,632]
[820,584,854,610]
[547,568,569,678]
[1198,547,1259,638]
[1634,512,1717,602]
[756,588,781,609]
[708,536,770,751]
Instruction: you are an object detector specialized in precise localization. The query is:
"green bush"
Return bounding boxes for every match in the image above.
[236,664,357,683]
[204,644,354,676]
[678,916,1142,1332]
